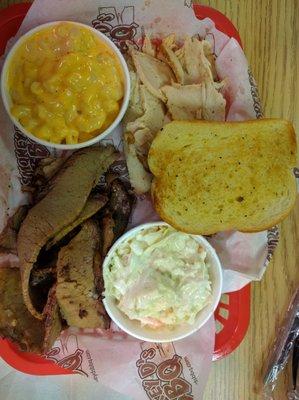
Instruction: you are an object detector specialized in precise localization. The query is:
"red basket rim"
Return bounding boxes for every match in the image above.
[213,284,250,360]
[0,2,250,375]
[193,4,242,47]
[0,2,31,22]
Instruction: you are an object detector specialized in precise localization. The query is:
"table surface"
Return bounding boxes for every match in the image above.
[0,0,298,399]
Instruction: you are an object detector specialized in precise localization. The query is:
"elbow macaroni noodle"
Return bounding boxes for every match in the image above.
[7,23,124,144]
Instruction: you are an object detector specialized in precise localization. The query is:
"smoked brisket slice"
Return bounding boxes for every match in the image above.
[56,221,108,329]
[0,268,61,354]
[17,146,118,319]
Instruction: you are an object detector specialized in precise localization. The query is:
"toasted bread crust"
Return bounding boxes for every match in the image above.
[149,119,297,235]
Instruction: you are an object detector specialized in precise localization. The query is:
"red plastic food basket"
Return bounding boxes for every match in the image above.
[0,2,250,375]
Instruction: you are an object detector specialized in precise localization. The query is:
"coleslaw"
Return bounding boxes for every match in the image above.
[104,225,212,328]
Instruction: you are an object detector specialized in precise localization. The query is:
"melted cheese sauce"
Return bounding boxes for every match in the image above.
[7,22,124,144]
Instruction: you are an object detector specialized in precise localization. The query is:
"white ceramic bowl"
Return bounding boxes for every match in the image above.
[1,21,130,150]
[103,222,223,342]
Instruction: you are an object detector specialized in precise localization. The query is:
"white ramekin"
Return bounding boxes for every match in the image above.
[1,21,130,150]
[103,222,223,343]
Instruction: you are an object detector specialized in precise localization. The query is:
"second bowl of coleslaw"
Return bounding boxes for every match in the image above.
[1,21,130,150]
[103,222,223,342]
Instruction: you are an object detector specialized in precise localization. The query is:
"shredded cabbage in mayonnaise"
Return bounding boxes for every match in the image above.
[104,225,212,328]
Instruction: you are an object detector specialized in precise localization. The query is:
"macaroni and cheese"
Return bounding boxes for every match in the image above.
[6,22,124,144]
